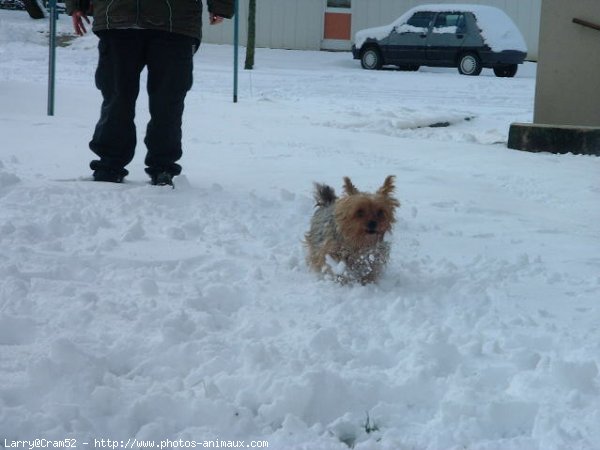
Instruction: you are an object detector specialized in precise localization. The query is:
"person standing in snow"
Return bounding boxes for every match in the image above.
[65,0,235,186]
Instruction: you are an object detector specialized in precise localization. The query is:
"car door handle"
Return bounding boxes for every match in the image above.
[420,34,427,38]
[456,34,464,38]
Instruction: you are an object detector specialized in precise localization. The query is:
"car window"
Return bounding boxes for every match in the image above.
[434,13,462,27]
[455,14,466,32]
[406,11,435,28]
[432,12,466,33]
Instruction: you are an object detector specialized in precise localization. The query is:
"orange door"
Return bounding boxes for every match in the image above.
[324,11,352,40]
[322,0,352,50]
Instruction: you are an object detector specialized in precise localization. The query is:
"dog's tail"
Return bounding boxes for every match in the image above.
[313,183,337,207]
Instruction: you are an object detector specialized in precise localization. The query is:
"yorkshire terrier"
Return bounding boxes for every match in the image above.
[305,176,400,285]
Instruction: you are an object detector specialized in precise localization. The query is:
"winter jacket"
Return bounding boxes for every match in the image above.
[65,0,235,41]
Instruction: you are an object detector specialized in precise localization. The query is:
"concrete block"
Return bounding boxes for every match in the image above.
[508,122,600,156]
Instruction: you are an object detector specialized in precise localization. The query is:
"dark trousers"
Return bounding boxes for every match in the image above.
[90,29,197,177]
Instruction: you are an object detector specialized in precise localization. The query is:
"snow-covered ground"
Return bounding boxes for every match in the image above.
[1,9,599,450]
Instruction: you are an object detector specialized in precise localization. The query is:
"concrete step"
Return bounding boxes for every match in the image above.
[508,122,600,156]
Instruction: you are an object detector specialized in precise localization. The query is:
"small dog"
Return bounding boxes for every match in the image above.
[305,176,399,285]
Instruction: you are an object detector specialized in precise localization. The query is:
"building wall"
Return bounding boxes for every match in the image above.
[202,0,541,59]
[202,0,323,50]
[533,0,600,126]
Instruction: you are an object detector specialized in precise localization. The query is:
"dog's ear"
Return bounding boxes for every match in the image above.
[313,183,337,206]
[343,177,359,195]
[377,175,396,197]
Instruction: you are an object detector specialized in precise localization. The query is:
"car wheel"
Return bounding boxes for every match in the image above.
[493,64,518,78]
[361,47,383,70]
[458,53,482,76]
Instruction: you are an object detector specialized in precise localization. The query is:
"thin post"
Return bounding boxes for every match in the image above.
[233,0,239,103]
[572,17,600,32]
[47,0,57,116]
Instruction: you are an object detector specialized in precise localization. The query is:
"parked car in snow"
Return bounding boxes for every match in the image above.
[0,0,65,17]
[0,0,25,10]
[352,4,527,77]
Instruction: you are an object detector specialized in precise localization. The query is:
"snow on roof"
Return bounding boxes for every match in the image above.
[355,3,527,53]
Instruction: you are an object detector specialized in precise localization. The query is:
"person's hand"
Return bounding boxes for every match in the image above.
[209,13,224,25]
[72,10,90,36]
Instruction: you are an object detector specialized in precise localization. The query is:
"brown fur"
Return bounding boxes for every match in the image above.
[305,175,400,285]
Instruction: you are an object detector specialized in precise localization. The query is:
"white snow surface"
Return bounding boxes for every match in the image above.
[354,3,527,53]
[1,9,599,450]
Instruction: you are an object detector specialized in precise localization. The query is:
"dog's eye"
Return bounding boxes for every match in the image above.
[356,209,365,218]
[377,209,385,218]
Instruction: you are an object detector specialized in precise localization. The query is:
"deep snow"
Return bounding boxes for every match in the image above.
[1,8,599,450]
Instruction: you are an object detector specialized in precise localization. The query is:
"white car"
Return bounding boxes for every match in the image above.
[352,4,527,77]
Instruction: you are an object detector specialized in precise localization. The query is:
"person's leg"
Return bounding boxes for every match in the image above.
[144,30,196,180]
[89,30,146,180]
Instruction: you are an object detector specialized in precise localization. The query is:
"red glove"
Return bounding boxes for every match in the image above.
[72,10,90,36]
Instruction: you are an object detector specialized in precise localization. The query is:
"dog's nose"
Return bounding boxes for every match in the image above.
[367,220,378,230]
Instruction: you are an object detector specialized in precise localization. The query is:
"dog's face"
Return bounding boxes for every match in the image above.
[334,176,399,248]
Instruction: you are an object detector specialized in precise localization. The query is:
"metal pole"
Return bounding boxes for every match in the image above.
[233,0,239,103]
[47,0,57,116]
